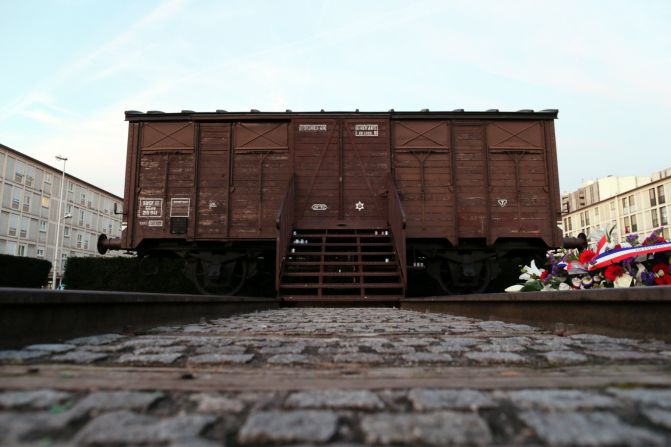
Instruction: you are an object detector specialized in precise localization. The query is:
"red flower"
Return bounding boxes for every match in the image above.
[540,270,549,281]
[654,275,671,285]
[579,249,597,265]
[604,265,624,282]
[614,244,622,249]
[652,263,670,276]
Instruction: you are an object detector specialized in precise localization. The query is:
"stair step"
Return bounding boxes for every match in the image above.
[286,251,395,256]
[280,282,403,289]
[284,271,400,277]
[293,233,391,239]
[285,261,398,266]
[291,242,393,247]
[282,295,402,302]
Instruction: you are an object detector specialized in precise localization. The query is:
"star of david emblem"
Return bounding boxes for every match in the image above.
[355,201,365,211]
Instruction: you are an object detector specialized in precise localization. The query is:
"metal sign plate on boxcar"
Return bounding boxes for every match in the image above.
[311,203,328,211]
[138,198,163,218]
[298,124,327,132]
[170,198,190,217]
[354,124,378,136]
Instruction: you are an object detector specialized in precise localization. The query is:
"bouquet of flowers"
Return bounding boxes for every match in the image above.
[506,227,671,292]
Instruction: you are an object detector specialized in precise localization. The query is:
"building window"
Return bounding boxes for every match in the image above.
[76,233,83,248]
[661,207,669,226]
[80,192,86,205]
[17,244,27,257]
[64,227,70,237]
[36,247,45,258]
[39,221,47,232]
[594,207,599,218]
[68,181,74,192]
[41,196,49,208]
[66,204,73,214]
[650,188,657,207]
[14,160,24,183]
[658,185,666,204]
[624,216,631,233]
[629,194,636,212]
[20,217,29,238]
[585,211,590,226]
[22,192,30,212]
[630,214,638,232]
[8,214,18,237]
[79,209,85,226]
[11,188,20,210]
[622,197,628,214]
[652,209,659,228]
[6,241,17,255]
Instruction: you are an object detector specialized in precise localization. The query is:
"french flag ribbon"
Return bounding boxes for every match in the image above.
[595,235,608,256]
[588,241,671,271]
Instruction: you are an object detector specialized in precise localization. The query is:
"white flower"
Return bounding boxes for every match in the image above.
[542,284,555,292]
[519,260,544,280]
[505,284,524,293]
[614,273,633,288]
[558,282,571,291]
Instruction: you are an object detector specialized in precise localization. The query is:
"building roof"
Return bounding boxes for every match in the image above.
[0,143,123,201]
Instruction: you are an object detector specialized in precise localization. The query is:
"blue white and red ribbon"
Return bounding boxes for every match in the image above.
[588,241,671,271]
[595,235,608,256]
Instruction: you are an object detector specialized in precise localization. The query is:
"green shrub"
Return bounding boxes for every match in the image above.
[0,254,51,288]
[62,256,197,293]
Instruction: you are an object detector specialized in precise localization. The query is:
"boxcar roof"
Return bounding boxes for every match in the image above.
[125,109,558,122]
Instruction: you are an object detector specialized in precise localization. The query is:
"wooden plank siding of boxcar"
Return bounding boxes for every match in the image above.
[486,121,553,243]
[392,120,455,240]
[195,123,230,238]
[132,122,195,247]
[228,122,290,239]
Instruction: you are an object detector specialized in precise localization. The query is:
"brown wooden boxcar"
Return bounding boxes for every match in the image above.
[99,109,563,300]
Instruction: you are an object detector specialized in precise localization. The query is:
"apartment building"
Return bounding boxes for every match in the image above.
[0,143,123,286]
[562,168,671,244]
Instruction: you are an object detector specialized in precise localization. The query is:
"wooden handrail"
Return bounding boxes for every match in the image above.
[275,175,295,291]
[387,175,408,289]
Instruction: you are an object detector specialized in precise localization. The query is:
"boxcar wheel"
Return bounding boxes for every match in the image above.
[437,259,492,295]
[189,257,249,296]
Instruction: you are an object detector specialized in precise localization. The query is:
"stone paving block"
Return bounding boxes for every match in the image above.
[71,391,164,415]
[0,411,71,444]
[332,353,384,363]
[117,353,182,365]
[0,389,72,409]
[519,411,666,446]
[267,354,310,365]
[502,389,619,411]
[402,352,454,363]
[398,337,438,346]
[286,390,385,410]
[408,389,496,410]
[190,393,245,413]
[25,343,76,353]
[586,350,666,361]
[194,344,248,355]
[318,344,359,355]
[238,410,338,444]
[51,351,108,363]
[66,333,124,346]
[542,350,588,365]
[464,351,526,364]
[643,408,671,430]
[188,353,255,364]
[133,345,187,355]
[478,336,530,352]
[607,388,671,409]
[120,337,178,348]
[428,337,480,353]
[74,410,216,445]
[260,343,306,355]
[0,349,48,362]
[361,411,492,446]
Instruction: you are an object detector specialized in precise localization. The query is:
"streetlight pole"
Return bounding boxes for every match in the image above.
[52,155,68,289]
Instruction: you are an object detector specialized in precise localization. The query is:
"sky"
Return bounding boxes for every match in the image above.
[1,0,670,197]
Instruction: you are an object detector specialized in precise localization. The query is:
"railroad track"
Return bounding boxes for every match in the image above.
[1,286,670,349]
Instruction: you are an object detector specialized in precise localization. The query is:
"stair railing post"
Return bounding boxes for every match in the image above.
[276,175,295,292]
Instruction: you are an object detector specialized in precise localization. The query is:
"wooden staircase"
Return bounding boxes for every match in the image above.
[278,229,404,301]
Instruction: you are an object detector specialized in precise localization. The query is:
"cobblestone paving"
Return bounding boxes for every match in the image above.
[1,307,671,446]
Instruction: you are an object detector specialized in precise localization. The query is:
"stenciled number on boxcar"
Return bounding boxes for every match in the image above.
[138,198,163,218]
